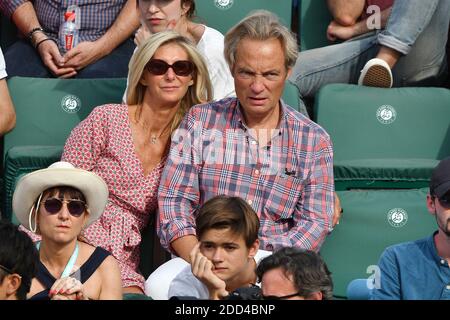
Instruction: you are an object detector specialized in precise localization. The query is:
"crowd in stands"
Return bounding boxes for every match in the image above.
[0,0,449,300]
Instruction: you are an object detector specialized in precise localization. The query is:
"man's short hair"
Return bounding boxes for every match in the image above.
[0,220,39,300]
[196,195,259,248]
[256,247,334,300]
[224,10,298,71]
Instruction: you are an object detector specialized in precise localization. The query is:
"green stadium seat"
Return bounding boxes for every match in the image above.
[3,77,127,160]
[315,84,450,190]
[320,189,436,299]
[3,146,62,222]
[298,0,332,51]
[195,0,293,34]
[2,77,127,219]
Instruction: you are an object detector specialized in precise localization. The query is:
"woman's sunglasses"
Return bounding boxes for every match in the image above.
[146,59,194,77]
[43,198,87,217]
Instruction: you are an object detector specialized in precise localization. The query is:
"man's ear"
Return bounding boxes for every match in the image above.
[306,291,323,300]
[248,239,259,259]
[426,194,436,215]
[286,67,293,80]
[5,274,22,297]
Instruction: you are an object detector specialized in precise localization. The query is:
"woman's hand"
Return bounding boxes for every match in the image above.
[49,276,88,300]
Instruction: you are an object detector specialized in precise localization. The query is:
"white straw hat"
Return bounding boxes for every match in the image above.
[12,161,108,230]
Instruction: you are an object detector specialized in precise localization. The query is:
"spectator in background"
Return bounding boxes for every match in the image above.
[167,196,271,300]
[0,47,16,136]
[0,0,140,78]
[158,11,334,263]
[62,31,212,294]
[13,161,122,300]
[129,0,234,100]
[371,157,450,300]
[291,0,450,114]
[0,220,38,300]
[256,247,333,300]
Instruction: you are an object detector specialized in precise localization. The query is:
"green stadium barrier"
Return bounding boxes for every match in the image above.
[195,0,293,34]
[315,84,450,190]
[320,189,436,298]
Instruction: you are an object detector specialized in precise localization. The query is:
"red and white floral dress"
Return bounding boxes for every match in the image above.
[62,104,166,291]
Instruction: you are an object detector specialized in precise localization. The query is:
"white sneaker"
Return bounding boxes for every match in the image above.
[358,58,393,88]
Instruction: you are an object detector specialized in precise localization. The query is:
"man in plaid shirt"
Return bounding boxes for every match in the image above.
[0,0,140,78]
[158,11,335,263]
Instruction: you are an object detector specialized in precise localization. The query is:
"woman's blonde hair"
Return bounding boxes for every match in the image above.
[126,30,212,134]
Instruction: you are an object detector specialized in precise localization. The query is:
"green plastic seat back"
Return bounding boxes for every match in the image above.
[4,77,127,161]
[315,84,450,161]
[298,0,332,51]
[195,0,292,34]
[320,189,436,298]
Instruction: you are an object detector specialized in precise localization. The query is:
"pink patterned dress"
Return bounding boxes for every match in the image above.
[62,104,166,291]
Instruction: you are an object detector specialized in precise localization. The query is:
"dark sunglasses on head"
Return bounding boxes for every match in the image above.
[43,198,87,217]
[0,264,14,275]
[146,59,194,77]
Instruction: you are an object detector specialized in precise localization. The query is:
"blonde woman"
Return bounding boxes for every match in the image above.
[129,0,234,100]
[61,31,213,294]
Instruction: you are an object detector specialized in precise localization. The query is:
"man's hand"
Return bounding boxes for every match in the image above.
[327,20,356,41]
[190,243,228,300]
[62,41,107,72]
[37,39,77,78]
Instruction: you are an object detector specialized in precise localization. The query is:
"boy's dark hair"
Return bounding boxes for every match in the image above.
[196,195,259,248]
[256,247,334,300]
[0,220,39,300]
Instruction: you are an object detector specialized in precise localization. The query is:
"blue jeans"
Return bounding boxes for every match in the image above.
[291,0,450,101]
[4,38,135,79]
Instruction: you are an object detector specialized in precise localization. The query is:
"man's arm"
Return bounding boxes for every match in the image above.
[0,79,16,136]
[62,0,140,70]
[171,236,198,263]
[327,7,392,41]
[9,2,76,77]
[370,248,401,300]
[158,111,202,262]
[327,0,366,26]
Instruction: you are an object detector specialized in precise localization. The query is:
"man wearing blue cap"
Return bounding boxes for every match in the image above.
[371,157,450,300]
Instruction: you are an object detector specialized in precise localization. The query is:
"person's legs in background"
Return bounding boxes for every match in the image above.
[4,40,53,78]
[369,0,450,87]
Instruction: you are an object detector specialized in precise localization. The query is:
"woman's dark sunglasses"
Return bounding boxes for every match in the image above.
[43,198,87,217]
[146,59,194,77]
[0,264,14,275]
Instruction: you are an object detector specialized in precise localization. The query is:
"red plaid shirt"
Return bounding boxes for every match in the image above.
[158,98,334,252]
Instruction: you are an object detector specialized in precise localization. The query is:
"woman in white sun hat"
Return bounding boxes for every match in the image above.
[13,161,122,300]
